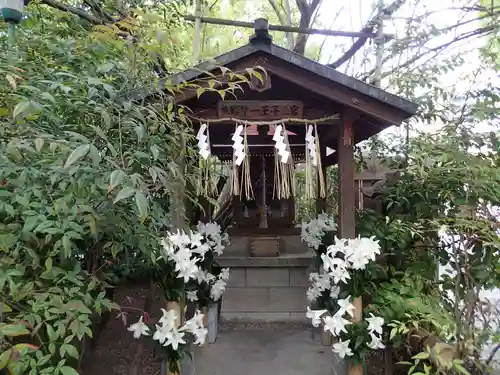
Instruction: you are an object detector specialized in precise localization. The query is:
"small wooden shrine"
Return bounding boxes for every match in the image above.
[132,19,417,323]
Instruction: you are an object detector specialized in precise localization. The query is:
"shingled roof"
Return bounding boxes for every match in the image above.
[127,19,417,120]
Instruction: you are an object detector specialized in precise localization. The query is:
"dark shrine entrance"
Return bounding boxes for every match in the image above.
[131,18,416,324]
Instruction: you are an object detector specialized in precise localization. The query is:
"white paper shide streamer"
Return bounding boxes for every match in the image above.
[273,125,290,163]
[306,125,317,166]
[196,123,211,160]
[232,124,245,166]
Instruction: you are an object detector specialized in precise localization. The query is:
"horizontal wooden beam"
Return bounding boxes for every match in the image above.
[183,15,378,39]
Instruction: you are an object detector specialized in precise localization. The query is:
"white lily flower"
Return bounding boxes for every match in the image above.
[306,285,322,303]
[306,306,327,327]
[336,297,356,318]
[329,266,350,285]
[332,339,353,358]
[367,332,385,349]
[169,230,191,247]
[366,313,384,335]
[163,328,186,350]
[210,279,226,301]
[323,314,351,336]
[330,286,340,299]
[159,308,178,330]
[192,243,210,259]
[219,268,230,281]
[189,232,204,248]
[192,327,208,345]
[128,316,150,339]
[186,290,198,302]
[153,323,169,344]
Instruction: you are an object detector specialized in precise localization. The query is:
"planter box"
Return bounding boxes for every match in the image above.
[332,352,347,375]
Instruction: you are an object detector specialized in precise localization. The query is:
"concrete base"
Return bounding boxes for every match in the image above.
[219,254,313,323]
[195,327,338,375]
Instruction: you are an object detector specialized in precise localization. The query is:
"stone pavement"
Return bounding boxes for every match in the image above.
[194,324,342,375]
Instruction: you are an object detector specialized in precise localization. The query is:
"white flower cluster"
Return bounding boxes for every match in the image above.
[321,236,381,284]
[300,213,337,250]
[128,308,208,349]
[306,272,340,303]
[160,223,230,303]
[307,303,385,358]
[192,267,230,302]
[307,236,385,358]
[160,230,205,282]
[197,221,230,256]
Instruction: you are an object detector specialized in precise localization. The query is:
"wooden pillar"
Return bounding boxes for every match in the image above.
[337,111,362,375]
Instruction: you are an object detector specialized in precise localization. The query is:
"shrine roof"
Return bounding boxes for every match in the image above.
[128,20,418,121]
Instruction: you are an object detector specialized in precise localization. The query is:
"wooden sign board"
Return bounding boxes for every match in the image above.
[217,100,303,120]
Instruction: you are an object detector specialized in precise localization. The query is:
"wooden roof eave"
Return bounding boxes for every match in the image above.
[123,41,418,125]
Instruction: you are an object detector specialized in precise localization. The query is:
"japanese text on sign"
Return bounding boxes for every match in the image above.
[217,101,304,120]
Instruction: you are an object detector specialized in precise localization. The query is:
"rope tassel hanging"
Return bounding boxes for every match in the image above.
[273,122,295,200]
[304,123,325,199]
[240,125,254,200]
[195,123,217,197]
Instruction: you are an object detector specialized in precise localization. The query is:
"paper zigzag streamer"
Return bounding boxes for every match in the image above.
[232,124,245,166]
[306,124,317,166]
[272,124,290,163]
[196,123,211,160]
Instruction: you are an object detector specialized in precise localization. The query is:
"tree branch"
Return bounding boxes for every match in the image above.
[327,0,406,69]
[293,0,322,55]
[40,0,105,24]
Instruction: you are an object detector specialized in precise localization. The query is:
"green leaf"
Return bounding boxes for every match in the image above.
[113,187,135,204]
[108,170,126,192]
[0,349,12,369]
[64,144,90,168]
[6,74,16,89]
[135,191,149,222]
[412,352,430,360]
[45,258,53,272]
[389,327,397,340]
[59,366,80,375]
[34,138,44,151]
[453,363,470,375]
[46,324,57,341]
[88,144,101,167]
[13,101,30,118]
[60,344,78,359]
[62,235,72,258]
[65,300,92,315]
[0,323,29,337]
[196,87,205,98]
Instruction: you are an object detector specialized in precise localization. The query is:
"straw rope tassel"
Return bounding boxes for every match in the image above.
[231,124,240,196]
[273,147,281,200]
[305,123,314,199]
[239,125,254,200]
[314,122,326,198]
[282,123,296,198]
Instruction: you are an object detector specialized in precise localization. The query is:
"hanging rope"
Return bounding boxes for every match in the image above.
[230,123,240,196]
[239,125,254,200]
[304,123,315,199]
[314,122,326,198]
[273,122,295,200]
[196,123,218,197]
[187,113,339,125]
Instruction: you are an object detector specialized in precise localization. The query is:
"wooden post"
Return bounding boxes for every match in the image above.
[338,111,362,375]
